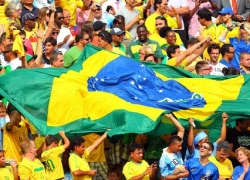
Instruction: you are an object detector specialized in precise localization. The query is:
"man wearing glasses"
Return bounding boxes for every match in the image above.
[64,31,91,68]
[184,142,219,180]
[219,44,235,68]
[209,140,233,180]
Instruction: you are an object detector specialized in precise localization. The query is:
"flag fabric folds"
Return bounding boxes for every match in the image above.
[1,44,250,137]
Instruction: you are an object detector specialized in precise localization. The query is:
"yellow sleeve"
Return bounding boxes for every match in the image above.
[76,0,83,8]
[145,16,155,35]
[175,33,183,46]
[165,15,178,29]
[56,145,65,155]
[69,154,79,172]
[122,162,134,180]
[18,163,32,179]
[167,57,177,66]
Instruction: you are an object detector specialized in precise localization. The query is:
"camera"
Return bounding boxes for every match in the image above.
[106,6,112,12]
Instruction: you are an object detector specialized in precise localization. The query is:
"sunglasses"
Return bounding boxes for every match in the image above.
[84,38,90,41]
[200,145,210,151]
[58,17,64,20]
[95,8,102,12]
[114,21,123,25]
[64,16,71,19]
[3,50,11,54]
[52,31,59,35]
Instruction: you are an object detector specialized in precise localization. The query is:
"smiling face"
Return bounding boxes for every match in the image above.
[137,27,147,43]
[237,150,249,164]
[0,151,5,167]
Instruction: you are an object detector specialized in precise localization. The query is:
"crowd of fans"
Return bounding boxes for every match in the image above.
[1,0,250,179]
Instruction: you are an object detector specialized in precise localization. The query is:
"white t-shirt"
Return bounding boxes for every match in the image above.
[57,27,74,54]
[102,0,126,13]
[209,62,227,76]
[168,0,188,30]
[0,53,9,67]
[9,58,21,70]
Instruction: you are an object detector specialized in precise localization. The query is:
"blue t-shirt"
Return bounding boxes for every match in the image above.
[185,158,219,180]
[159,147,186,179]
[233,166,250,180]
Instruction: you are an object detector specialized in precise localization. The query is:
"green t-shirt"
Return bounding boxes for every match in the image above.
[63,46,82,68]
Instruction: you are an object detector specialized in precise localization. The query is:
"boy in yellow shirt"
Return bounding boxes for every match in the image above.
[0,150,18,180]
[123,143,157,180]
[69,132,107,180]
[41,131,70,180]
[18,139,46,180]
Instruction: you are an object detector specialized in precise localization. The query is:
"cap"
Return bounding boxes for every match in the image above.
[110,27,125,36]
[22,13,37,23]
[218,7,234,15]
[194,130,208,146]
[26,54,37,62]
[93,21,107,31]
[98,31,112,44]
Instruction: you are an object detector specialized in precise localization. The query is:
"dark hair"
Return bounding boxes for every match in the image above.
[207,43,220,54]
[222,67,240,75]
[168,135,182,146]
[186,38,200,47]
[19,30,26,37]
[154,0,163,11]
[45,135,59,146]
[45,37,57,46]
[5,43,17,57]
[81,21,94,40]
[220,44,233,56]
[98,31,112,44]
[137,24,147,32]
[0,33,6,44]
[144,54,157,62]
[70,136,85,151]
[195,61,209,74]
[129,143,144,154]
[55,7,63,18]
[216,140,230,151]
[197,8,212,21]
[159,26,173,38]
[75,31,89,43]
[167,44,180,58]
[107,167,120,177]
[203,141,214,151]
[50,51,63,65]
[113,15,125,28]
[155,16,167,24]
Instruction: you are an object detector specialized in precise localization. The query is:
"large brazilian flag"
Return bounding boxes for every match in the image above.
[0,44,250,137]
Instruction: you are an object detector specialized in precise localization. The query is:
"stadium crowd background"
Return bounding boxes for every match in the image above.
[1,0,250,179]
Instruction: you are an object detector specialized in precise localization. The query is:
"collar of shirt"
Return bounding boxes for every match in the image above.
[220,59,232,68]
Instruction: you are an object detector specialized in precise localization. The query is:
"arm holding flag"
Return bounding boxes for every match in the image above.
[86,131,107,154]
[215,112,228,143]
[165,114,184,139]
[187,117,195,155]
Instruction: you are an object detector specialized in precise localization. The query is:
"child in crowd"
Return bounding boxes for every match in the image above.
[0,150,18,180]
[107,167,120,180]
[0,102,7,150]
[41,131,70,180]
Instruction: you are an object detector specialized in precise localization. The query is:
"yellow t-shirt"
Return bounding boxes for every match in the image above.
[149,32,183,47]
[41,146,65,180]
[0,17,21,33]
[3,123,28,163]
[24,30,38,53]
[60,0,83,26]
[167,57,187,68]
[145,12,178,35]
[217,23,239,44]
[112,48,126,56]
[0,165,14,180]
[209,156,233,178]
[83,133,106,162]
[0,2,9,20]
[69,150,91,180]
[18,158,46,180]
[134,0,143,19]
[123,160,150,180]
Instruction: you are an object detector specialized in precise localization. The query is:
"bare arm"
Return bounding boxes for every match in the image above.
[72,169,97,177]
[59,131,70,149]
[165,114,184,139]
[208,0,218,10]
[163,170,189,180]
[34,29,43,66]
[216,112,228,143]
[86,132,107,154]
[229,143,237,159]
[10,161,18,180]
[125,15,139,31]
[187,118,195,155]
[6,110,20,130]
[43,7,55,41]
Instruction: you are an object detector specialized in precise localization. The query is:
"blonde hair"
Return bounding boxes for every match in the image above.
[235,146,250,162]
[240,22,250,43]
[139,45,154,55]
[37,7,49,31]
[21,139,34,154]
